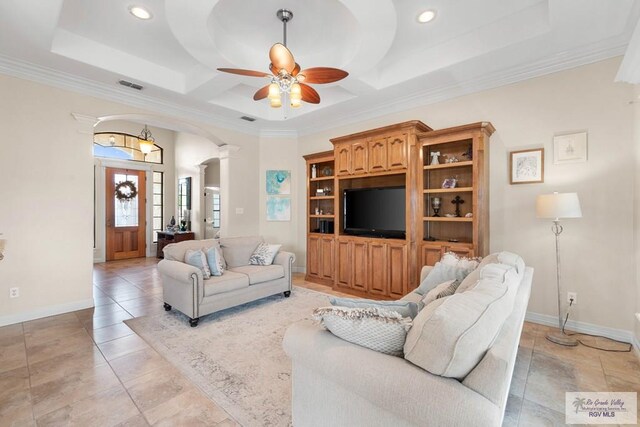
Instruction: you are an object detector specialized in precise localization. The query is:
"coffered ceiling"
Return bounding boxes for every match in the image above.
[0,0,638,135]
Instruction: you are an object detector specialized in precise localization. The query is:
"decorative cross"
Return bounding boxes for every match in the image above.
[451,196,465,217]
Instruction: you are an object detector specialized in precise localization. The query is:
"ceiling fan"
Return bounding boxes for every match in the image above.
[217,9,349,108]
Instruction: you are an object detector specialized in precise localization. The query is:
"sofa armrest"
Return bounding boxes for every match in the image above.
[273,251,295,290]
[283,321,500,427]
[420,265,434,283]
[158,259,203,284]
[157,259,203,318]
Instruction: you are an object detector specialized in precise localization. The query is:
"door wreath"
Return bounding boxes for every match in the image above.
[114,180,138,201]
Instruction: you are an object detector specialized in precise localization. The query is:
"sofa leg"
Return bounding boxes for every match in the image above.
[163,303,172,311]
[189,317,199,327]
[284,291,291,298]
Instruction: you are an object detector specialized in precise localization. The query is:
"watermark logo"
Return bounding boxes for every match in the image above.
[566,392,637,424]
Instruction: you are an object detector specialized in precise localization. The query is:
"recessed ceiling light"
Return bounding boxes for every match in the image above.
[417,10,436,24]
[129,6,152,20]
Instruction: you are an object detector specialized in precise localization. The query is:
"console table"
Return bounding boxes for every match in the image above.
[156,231,195,258]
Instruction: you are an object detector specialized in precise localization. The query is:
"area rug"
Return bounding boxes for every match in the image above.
[124,286,331,427]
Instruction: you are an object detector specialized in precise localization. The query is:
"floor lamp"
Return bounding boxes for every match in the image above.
[535,192,582,346]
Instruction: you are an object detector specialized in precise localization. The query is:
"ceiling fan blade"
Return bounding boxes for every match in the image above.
[269,43,295,74]
[269,63,279,76]
[253,85,270,101]
[297,67,349,84]
[300,83,320,104]
[292,63,301,76]
[217,68,270,78]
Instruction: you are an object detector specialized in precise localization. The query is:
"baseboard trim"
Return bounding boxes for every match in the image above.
[293,267,306,274]
[525,311,637,350]
[0,298,94,327]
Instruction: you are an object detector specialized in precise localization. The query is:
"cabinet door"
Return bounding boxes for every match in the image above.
[352,141,368,174]
[335,144,352,176]
[336,239,352,288]
[352,240,368,291]
[320,237,335,281]
[388,243,407,298]
[307,235,322,278]
[368,138,387,172]
[387,133,408,170]
[368,242,388,296]
[421,243,443,267]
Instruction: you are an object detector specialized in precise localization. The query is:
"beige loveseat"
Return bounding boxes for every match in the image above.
[158,236,294,327]
[283,253,532,427]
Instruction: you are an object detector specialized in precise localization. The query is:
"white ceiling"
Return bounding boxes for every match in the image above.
[0,0,638,135]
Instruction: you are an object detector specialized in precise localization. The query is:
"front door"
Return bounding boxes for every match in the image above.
[106,168,146,261]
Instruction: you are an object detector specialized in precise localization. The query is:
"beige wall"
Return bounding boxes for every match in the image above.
[258,136,300,259]
[635,84,640,347]
[296,57,637,334]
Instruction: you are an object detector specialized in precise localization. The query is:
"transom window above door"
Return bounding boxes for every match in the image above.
[94,132,163,164]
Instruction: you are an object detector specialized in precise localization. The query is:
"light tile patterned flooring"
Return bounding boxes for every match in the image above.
[1,257,638,426]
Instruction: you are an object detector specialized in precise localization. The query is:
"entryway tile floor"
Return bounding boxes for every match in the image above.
[0,257,638,426]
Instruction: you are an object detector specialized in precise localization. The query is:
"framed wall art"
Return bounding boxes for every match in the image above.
[553,132,587,164]
[510,148,544,184]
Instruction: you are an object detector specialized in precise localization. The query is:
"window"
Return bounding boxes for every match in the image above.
[212,193,220,228]
[93,132,163,164]
[152,172,163,242]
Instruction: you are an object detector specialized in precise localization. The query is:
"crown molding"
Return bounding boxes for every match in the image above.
[259,129,299,138]
[297,42,628,136]
[0,54,260,136]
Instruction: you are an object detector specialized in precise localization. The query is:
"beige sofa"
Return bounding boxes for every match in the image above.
[283,254,532,427]
[158,236,295,326]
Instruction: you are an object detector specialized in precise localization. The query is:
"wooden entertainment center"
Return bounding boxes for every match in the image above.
[304,120,494,299]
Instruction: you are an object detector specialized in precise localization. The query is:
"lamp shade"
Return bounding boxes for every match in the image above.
[536,192,582,220]
[139,140,154,155]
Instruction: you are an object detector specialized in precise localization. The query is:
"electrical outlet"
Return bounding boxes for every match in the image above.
[9,287,19,298]
[567,292,577,305]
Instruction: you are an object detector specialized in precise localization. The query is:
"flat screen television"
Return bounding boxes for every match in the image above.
[343,187,406,239]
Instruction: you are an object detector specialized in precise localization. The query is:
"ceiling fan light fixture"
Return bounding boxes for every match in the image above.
[417,10,436,23]
[270,97,282,108]
[129,6,152,20]
[290,97,301,108]
[290,83,301,98]
[268,82,280,100]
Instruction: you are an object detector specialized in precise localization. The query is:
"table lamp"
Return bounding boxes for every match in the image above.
[535,192,582,346]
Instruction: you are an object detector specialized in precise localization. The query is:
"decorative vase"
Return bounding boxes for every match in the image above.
[311,165,317,179]
[169,216,176,226]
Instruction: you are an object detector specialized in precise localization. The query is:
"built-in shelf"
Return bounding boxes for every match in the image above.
[423,187,473,194]
[423,239,473,246]
[423,161,473,170]
[423,216,473,222]
[310,214,335,218]
[310,196,335,200]
[310,176,335,181]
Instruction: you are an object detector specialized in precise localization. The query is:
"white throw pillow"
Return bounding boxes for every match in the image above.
[249,243,281,266]
[314,306,412,356]
[404,265,520,379]
[421,279,458,306]
[184,249,211,279]
[440,251,482,270]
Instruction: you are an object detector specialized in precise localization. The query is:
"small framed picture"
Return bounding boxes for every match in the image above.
[442,178,457,189]
[510,148,544,184]
[553,132,587,164]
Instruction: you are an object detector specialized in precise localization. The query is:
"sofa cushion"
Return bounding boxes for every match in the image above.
[185,249,211,279]
[399,291,425,311]
[416,262,474,295]
[219,236,264,268]
[313,306,412,356]
[329,297,420,319]
[404,264,520,379]
[249,243,281,266]
[163,239,219,262]
[229,265,284,285]
[455,253,499,294]
[203,271,250,297]
[421,279,459,306]
[205,245,225,276]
